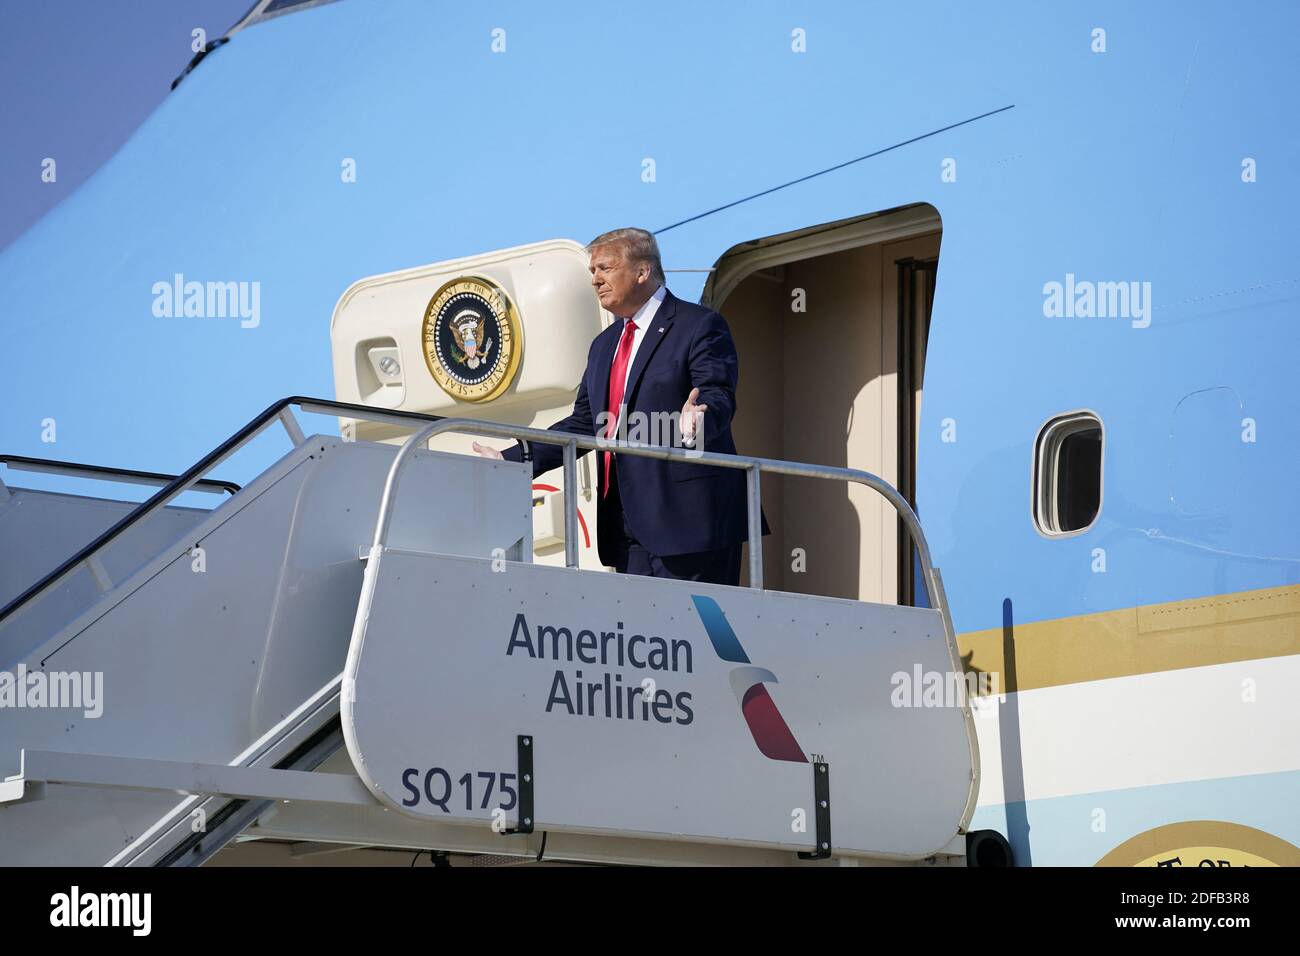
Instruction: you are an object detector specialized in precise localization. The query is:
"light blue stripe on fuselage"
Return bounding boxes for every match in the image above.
[970,768,1300,867]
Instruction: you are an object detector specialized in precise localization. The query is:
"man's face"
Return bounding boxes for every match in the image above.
[589,244,649,317]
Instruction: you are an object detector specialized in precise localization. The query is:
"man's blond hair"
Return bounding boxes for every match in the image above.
[586,227,665,284]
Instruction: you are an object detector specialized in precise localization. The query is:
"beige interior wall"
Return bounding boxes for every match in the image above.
[879,232,941,595]
[725,273,787,588]
[728,231,940,603]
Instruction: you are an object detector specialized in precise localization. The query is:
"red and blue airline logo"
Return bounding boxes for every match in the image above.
[691,595,807,763]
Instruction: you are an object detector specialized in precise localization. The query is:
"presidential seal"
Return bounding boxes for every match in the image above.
[420,275,522,402]
[1096,821,1300,867]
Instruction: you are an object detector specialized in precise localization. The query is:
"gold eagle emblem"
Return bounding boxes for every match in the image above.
[449,309,493,370]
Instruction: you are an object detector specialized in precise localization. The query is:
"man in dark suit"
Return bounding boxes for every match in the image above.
[474,227,763,586]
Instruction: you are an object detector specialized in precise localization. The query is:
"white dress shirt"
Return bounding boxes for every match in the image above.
[611,284,700,447]
[614,283,667,400]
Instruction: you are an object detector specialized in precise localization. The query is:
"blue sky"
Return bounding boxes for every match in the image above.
[0,0,254,252]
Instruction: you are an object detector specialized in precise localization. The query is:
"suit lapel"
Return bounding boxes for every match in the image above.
[623,288,676,406]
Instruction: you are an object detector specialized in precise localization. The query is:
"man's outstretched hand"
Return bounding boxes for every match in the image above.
[681,387,707,447]
[472,389,704,458]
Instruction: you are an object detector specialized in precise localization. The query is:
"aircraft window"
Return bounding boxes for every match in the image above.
[1033,412,1103,535]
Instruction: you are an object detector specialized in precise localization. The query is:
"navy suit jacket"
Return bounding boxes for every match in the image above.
[503,288,766,564]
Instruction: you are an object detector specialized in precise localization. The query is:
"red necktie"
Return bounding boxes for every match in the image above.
[603,318,637,497]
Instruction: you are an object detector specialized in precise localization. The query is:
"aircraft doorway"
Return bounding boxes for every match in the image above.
[704,205,941,605]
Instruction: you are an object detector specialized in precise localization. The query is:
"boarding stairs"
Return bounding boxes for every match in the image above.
[0,398,979,866]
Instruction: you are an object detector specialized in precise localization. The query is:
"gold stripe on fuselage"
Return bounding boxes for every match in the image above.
[959,582,1300,694]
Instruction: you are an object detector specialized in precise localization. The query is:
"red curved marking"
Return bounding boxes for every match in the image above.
[532,483,591,549]
[740,684,808,763]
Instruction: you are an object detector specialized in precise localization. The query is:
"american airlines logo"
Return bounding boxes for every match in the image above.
[691,595,807,763]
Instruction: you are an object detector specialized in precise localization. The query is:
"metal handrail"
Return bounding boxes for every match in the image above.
[0,454,240,496]
[0,396,468,627]
[371,418,949,625]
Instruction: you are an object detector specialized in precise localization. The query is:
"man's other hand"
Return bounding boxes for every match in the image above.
[472,441,504,460]
[681,387,708,446]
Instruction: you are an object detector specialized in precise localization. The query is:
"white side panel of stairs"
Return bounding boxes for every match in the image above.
[0,438,530,865]
[343,550,976,861]
[0,490,209,658]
